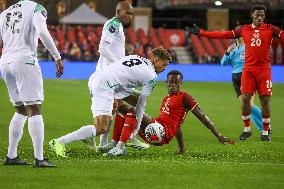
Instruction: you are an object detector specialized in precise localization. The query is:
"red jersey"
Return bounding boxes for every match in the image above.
[155,91,197,143]
[200,24,284,69]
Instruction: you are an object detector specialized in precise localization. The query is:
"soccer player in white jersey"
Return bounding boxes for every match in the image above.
[49,48,172,157]
[89,1,141,147]
[0,0,63,167]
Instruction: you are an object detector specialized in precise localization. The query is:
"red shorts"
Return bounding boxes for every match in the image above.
[241,68,272,96]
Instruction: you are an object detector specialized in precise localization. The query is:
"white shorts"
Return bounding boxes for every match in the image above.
[0,62,43,106]
[88,72,132,117]
[89,72,114,117]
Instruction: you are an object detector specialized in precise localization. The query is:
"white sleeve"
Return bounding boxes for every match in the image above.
[33,10,61,60]
[133,78,156,135]
[98,24,120,62]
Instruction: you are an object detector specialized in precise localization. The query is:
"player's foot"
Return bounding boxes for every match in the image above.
[81,137,96,150]
[3,156,32,166]
[105,146,128,156]
[34,158,56,168]
[260,134,271,142]
[49,139,67,157]
[268,127,272,135]
[239,131,252,140]
[96,141,118,153]
[126,138,150,150]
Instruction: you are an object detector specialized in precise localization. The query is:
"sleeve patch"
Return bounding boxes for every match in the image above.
[109,25,116,33]
[34,3,46,13]
[41,10,47,18]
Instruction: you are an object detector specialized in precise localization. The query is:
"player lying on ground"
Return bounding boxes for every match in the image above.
[49,48,172,157]
[99,70,234,156]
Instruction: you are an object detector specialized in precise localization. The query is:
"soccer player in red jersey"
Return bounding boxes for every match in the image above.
[101,70,234,156]
[187,5,284,142]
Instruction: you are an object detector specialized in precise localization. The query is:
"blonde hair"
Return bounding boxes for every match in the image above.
[152,47,172,62]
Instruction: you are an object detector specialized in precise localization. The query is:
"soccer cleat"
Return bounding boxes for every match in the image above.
[49,139,67,157]
[34,158,56,168]
[96,141,118,153]
[81,137,96,150]
[3,156,32,166]
[126,138,150,150]
[260,134,271,142]
[105,146,128,156]
[239,131,252,140]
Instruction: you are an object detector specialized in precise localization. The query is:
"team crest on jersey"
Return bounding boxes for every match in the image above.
[41,10,47,18]
[109,26,116,33]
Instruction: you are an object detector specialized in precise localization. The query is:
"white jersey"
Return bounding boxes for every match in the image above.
[96,17,125,72]
[93,55,157,128]
[0,0,60,65]
[102,55,157,96]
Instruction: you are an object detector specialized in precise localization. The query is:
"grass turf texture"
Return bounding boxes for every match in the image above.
[0,80,283,189]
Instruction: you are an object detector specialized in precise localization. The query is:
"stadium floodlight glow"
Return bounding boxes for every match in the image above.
[215,1,223,6]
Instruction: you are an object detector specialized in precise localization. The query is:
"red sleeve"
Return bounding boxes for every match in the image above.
[199,30,235,39]
[272,25,284,39]
[182,93,198,111]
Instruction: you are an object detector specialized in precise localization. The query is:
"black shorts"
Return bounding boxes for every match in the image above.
[232,72,242,98]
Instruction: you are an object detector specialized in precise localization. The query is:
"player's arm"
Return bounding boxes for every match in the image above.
[132,78,156,136]
[99,23,121,63]
[272,25,284,40]
[33,4,63,77]
[191,105,234,144]
[187,24,241,39]
[175,128,185,155]
[221,44,235,66]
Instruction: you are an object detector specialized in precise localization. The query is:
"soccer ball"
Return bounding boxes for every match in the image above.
[145,121,165,144]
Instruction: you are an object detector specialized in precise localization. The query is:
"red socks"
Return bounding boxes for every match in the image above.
[262,116,270,132]
[112,113,126,142]
[119,112,137,143]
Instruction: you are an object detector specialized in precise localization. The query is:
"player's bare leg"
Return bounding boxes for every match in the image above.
[99,100,118,147]
[259,95,271,141]
[239,93,253,140]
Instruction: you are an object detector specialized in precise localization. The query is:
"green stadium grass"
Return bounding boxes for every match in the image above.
[0,80,283,189]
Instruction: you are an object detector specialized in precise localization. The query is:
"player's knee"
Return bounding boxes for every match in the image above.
[15,105,28,116]
[96,126,108,135]
[25,104,42,117]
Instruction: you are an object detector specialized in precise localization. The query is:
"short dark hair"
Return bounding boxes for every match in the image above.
[251,5,266,14]
[167,70,183,80]
[152,47,172,62]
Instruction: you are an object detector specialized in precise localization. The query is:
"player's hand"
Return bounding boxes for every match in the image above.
[55,59,64,78]
[218,135,235,145]
[226,44,236,54]
[185,24,200,35]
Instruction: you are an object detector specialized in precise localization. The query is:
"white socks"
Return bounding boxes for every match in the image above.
[28,115,44,160]
[7,112,27,159]
[59,125,96,145]
[244,127,251,132]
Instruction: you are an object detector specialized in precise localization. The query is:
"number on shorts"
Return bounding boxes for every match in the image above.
[266,80,272,89]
